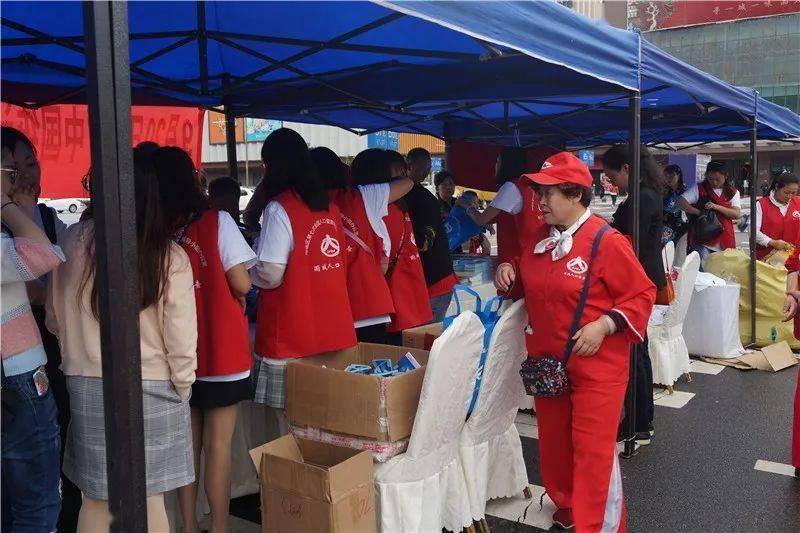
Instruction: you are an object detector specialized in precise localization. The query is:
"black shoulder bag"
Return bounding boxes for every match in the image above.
[520,225,610,397]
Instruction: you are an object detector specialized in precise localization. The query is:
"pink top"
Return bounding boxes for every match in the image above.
[1,233,64,376]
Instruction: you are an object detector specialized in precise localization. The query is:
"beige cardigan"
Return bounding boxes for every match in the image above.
[47,221,197,399]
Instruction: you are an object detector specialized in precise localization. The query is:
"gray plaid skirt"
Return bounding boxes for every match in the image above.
[253,357,295,409]
[63,376,194,499]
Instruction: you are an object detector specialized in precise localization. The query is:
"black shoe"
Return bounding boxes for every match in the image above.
[635,432,651,446]
[648,423,655,437]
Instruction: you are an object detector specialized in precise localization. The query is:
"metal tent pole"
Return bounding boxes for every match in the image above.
[225,104,239,180]
[83,1,147,530]
[623,90,641,458]
[749,101,758,346]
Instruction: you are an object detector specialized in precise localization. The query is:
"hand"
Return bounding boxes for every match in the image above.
[705,202,719,212]
[571,318,609,357]
[9,182,38,212]
[494,262,516,292]
[773,240,793,251]
[783,294,798,322]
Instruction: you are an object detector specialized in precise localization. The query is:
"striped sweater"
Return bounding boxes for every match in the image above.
[1,232,64,376]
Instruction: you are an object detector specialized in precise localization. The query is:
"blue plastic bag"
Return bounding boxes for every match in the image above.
[443,285,504,416]
[444,206,484,251]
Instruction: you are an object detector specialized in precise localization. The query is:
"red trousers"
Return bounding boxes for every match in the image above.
[793,369,800,468]
[534,378,627,532]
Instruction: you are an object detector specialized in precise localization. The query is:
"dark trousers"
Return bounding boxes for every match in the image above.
[635,339,655,433]
[356,323,388,344]
[33,305,81,532]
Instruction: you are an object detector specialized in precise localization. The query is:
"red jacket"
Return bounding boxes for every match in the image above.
[384,204,432,332]
[179,210,250,377]
[496,177,545,265]
[255,192,356,358]
[329,188,395,322]
[756,195,800,260]
[519,215,655,378]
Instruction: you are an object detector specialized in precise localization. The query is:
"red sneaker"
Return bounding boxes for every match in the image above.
[552,508,575,530]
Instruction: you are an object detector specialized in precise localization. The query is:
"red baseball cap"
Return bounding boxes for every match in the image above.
[522,151,593,188]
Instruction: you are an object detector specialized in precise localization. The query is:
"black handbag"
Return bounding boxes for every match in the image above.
[520,225,610,397]
[691,208,723,244]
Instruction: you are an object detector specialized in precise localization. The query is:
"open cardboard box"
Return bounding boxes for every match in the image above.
[702,341,799,372]
[401,322,443,351]
[285,343,429,442]
[249,435,376,533]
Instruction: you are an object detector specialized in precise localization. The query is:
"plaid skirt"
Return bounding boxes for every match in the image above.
[253,357,296,409]
[63,377,194,499]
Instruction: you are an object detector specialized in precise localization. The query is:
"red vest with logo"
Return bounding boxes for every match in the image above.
[329,188,395,322]
[496,177,545,264]
[255,192,356,359]
[384,204,433,332]
[179,210,250,377]
[697,183,737,250]
[756,196,800,260]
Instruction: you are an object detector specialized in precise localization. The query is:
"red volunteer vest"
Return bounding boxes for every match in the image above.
[756,196,800,260]
[255,192,356,359]
[329,188,395,322]
[496,177,545,264]
[697,183,737,250]
[384,204,433,332]
[179,210,250,378]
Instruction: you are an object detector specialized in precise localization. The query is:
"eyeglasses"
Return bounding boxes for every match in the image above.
[0,167,20,183]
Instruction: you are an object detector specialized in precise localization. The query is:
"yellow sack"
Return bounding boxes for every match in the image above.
[705,249,799,349]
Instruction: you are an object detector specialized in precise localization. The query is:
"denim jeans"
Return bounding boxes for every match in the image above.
[1,368,62,533]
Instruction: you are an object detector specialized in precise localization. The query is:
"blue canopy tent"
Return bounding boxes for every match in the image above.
[2,2,798,528]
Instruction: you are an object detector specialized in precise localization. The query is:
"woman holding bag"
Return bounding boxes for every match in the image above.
[600,144,665,446]
[677,160,741,264]
[495,151,655,531]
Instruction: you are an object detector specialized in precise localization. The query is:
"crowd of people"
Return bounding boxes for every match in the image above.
[2,121,799,532]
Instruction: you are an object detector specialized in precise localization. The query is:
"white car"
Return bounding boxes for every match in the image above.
[239,187,254,212]
[45,198,88,214]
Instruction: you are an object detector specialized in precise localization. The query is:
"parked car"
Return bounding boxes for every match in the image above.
[239,187,254,212]
[45,197,89,214]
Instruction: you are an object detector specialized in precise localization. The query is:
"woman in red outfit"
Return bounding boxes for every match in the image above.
[781,217,800,476]
[152,147,256,533]
[495,152,655,531]
[755,172,800,260]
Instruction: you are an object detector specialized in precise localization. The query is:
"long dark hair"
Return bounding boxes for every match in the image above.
[495,147,527,188]
[259,128,328,211]
[663,164,686,194]
[351,148,392,186]
[152,146,208,230]
[81,147,173,318]
[600,144,665,195]
[1,126,36,156]
[311,146,348,191]
[703,160,736,200]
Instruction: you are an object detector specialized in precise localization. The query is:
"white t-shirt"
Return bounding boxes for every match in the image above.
[198,211,257,383]
[250,184,392,330]
[681,185,741,252]
[490,181,523,215]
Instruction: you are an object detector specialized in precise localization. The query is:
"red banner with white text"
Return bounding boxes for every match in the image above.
[628,1,800,31]
[1,103,204,198]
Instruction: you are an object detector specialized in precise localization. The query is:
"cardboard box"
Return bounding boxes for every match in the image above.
[401,322,443,351]
[286,343,429,442]
[701,341,799,372]
[249,435,376,533]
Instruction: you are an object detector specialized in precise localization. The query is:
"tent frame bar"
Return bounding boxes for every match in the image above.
[622,90,641,460]
[749,104,758,346]
[83,2,147,530]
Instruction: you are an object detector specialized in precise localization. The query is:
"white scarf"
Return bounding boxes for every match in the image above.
[533,209,592,261]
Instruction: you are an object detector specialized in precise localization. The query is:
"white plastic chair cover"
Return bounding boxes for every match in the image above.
[374,312,484,533]
[649,252,701,386]
[662,240,675,272]
[459,299,529,521]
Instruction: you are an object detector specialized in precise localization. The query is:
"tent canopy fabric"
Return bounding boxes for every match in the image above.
[1,1,798,145]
